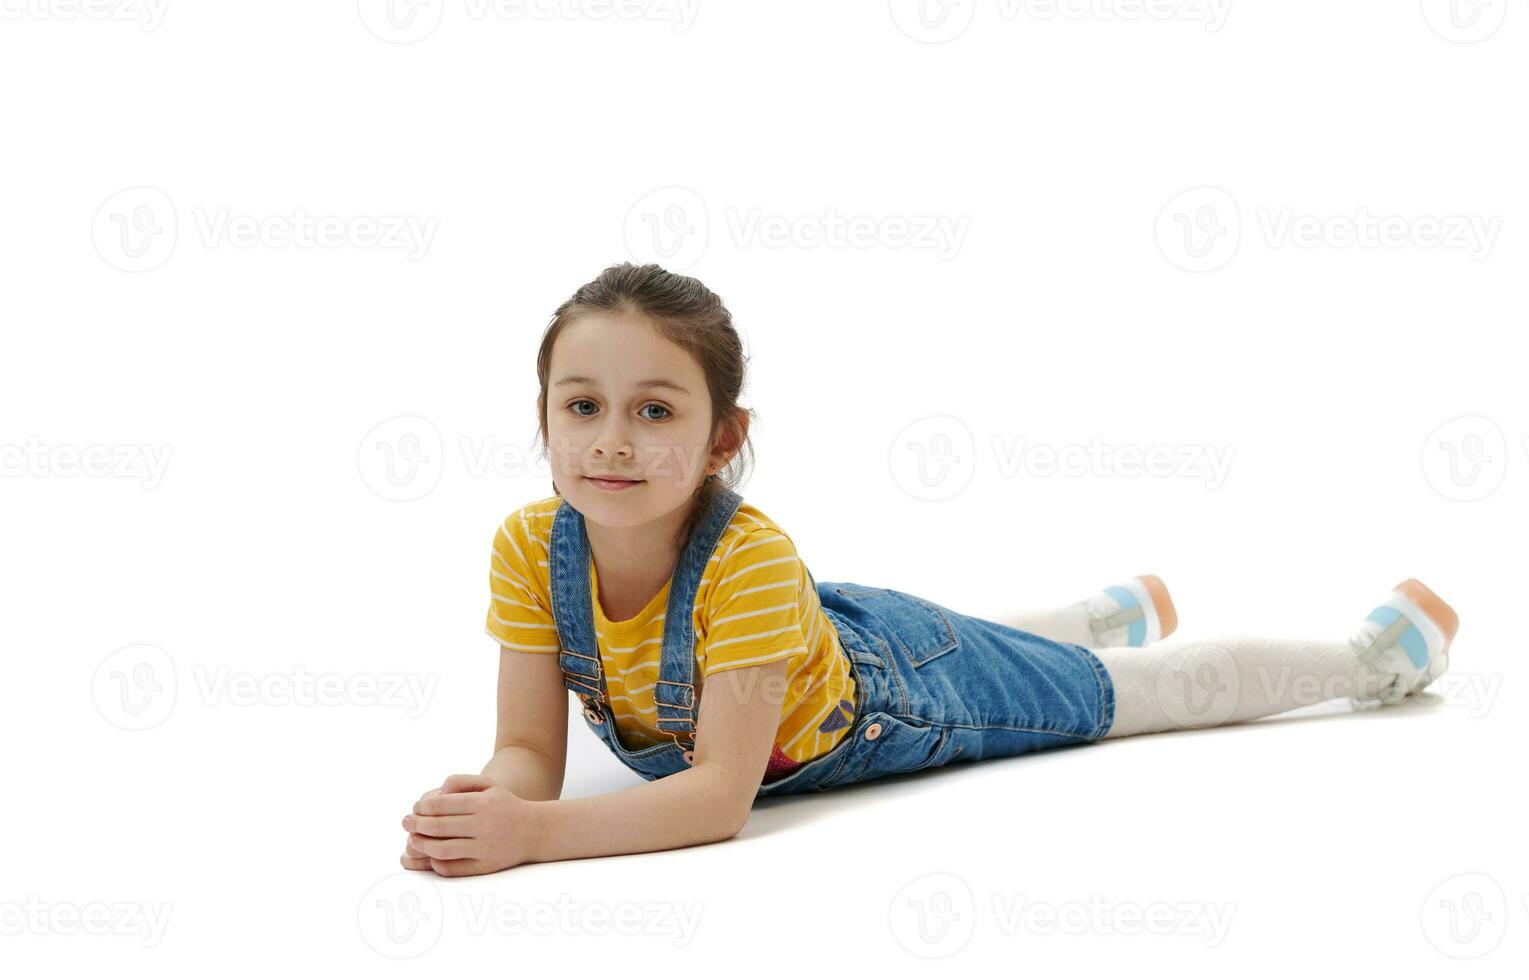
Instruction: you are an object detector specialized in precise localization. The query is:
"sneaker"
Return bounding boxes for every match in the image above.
[1350,578,1459,704]
[1086,574,1179,648]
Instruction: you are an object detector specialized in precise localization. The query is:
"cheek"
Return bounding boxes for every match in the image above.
[641,440,706,482]
[545,423,585,473]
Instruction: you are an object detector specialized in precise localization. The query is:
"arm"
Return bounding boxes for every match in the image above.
[409,657,790,874]
[524,656,788,862]
[483,644,569,802]
[406,645,565,869]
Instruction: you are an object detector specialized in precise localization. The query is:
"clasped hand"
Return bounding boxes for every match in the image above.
[399,773,537,877]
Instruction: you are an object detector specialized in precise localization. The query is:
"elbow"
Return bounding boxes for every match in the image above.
[705,790,751,842]
[696,766,755,840]
[709,815,746,845]
[716,806,749,841]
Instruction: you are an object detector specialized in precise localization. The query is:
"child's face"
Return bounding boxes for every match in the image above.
[545,311,717,530]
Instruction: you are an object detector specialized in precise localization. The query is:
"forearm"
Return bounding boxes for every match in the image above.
[525,763,746,863]
[481,745,564,802]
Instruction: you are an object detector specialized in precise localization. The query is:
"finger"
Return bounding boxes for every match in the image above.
[416,787,442,805]
[439,773,496,795]
[409,834,475,861]
[430,857,489,878]
[403,814,476,838]
[401,836,432,868]
[415,791,484,816]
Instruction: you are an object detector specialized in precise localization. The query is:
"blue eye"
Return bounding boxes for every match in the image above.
[567,400,671,421]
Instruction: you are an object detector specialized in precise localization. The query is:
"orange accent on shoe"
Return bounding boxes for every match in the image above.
[1135,574,1178,640]
[1394,578,1459,648]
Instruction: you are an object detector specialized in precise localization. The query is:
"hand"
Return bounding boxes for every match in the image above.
[399,783,446,872]
[402,773,540,877]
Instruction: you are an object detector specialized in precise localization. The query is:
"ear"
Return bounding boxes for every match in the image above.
[707,408,748,474]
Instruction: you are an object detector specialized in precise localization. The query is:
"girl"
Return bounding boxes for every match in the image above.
[400,262,1459,877]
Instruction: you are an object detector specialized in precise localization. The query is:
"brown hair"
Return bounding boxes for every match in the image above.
[533,262,757,552]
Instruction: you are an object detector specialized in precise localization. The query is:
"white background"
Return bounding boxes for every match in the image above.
[2,0,1525,974]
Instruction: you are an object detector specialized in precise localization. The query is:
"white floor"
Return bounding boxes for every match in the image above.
[353,680,1519,974]
[9,628,1519,976]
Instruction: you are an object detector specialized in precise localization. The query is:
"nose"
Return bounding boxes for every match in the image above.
[590,418,634,462]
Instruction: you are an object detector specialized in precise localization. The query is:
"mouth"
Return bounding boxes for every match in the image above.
[585,475,645,492]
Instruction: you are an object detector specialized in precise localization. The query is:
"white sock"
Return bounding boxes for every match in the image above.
[997,582,1165,650]
[993,600,1096,648]
[1095,631,1390,739]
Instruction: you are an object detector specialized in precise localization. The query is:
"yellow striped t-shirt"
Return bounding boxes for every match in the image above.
[484,494,857,778]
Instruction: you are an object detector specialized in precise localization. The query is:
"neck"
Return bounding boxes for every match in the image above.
[584,497,696,587]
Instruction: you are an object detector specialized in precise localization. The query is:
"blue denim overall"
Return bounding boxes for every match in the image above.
[547,486,1116,798]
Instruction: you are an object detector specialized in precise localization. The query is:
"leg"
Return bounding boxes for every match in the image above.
[1096,578,1460,738]
[992,601,1096,648]
[809,583,1119,787]
[995,574,1179,649]
[1096,633,1386,738]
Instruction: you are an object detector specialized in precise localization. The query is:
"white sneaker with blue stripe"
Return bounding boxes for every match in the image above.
[1350,578,1459,705]
[1085,574,1179,648]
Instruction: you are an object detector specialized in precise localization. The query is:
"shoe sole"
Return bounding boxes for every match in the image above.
[1136,574,1178,640]
[1393,578,1459,650]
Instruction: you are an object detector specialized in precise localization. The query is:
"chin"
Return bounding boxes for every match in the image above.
[565,482,641,518]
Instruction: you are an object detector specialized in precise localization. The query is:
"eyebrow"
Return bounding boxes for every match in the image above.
[552,375,691,396]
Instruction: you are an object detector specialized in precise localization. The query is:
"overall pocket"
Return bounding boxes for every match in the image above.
[823,604,886,671]
[833,586,960,670]
[828,710,951,787]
